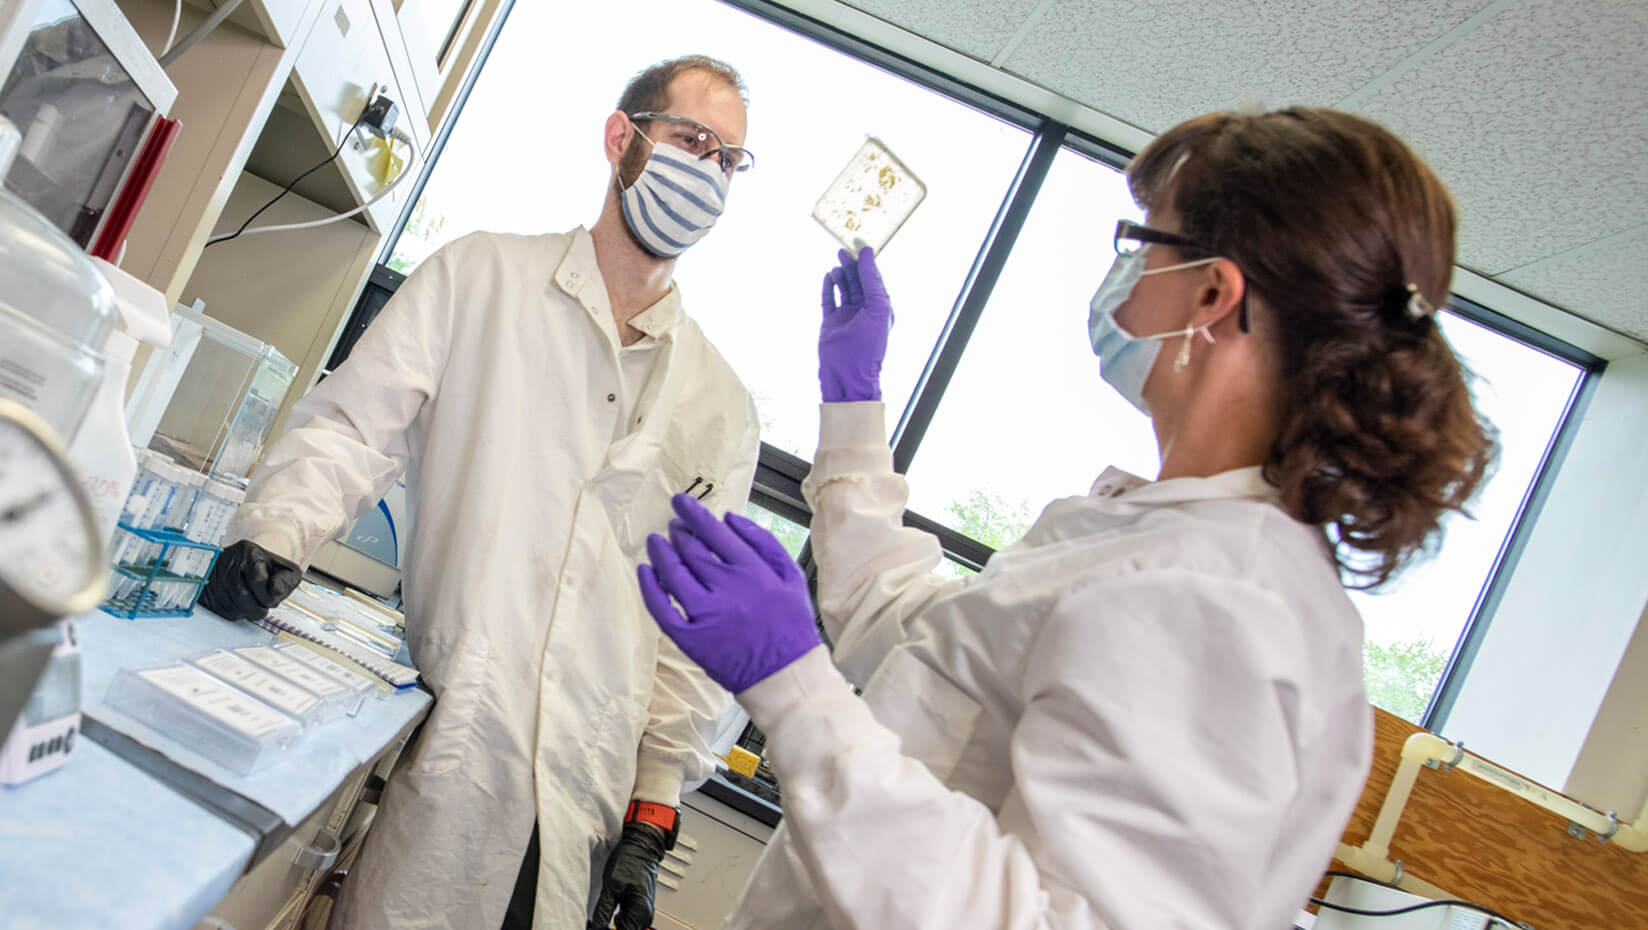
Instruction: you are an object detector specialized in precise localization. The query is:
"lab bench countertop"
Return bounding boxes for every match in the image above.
[0,606,431,930]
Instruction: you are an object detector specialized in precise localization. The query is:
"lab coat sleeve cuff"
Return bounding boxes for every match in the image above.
[736,647,852,738]
[807,403,893,501]
[818,401,887,451]
[630,758,686,808]
[225,517,307,567]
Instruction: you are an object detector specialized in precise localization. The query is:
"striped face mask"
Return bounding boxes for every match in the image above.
[619,134,730,259]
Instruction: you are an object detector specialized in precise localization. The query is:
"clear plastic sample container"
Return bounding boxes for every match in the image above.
[185,649,327,727]
[105,664,301,775]
[142,304,296,481]
[811,137,927,256]
[232,645,366,719]
[275,641,380,703]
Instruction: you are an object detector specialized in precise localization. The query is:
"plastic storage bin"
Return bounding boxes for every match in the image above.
[105,664,301,775]
[130,303,296,480]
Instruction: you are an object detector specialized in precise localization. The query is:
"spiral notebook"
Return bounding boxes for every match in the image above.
[255,605,420,691]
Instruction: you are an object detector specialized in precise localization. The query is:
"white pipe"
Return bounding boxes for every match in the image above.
[1333,843,1451,900]
[1345,730,1646,895]
[1336,729,1648,906]
[1362,732,1449,860]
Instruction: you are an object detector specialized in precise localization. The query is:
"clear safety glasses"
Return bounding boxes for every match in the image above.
[629,112,755,177]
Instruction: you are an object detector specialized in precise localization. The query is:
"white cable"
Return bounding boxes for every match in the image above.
[206,131,415,245]
[161,0,182,57]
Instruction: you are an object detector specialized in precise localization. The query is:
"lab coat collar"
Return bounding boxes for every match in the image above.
[551,226,684,341]
[1097,465,1281,506]
[552,226,601,301]
[628,286,685,339]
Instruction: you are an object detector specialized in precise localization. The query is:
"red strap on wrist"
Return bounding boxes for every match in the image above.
[626,801,679,833]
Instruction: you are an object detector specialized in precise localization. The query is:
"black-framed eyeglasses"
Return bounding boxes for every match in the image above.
[1113,219,1212,257]
[629,111,755,177]
[1112,219,1250,332]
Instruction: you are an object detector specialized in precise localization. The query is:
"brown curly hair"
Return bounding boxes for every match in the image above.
[1127,108,1497,589]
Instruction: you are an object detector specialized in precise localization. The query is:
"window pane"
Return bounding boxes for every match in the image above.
[903,148,1152,540]
[387,0,1030,457]
[1351,314,1582,722]
[741,500,807,559]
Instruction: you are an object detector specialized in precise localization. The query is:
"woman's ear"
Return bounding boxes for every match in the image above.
[1195,258,1247,332]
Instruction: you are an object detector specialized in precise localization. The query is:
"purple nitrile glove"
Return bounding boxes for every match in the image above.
[637,494,820,695]
[818,247,893,403]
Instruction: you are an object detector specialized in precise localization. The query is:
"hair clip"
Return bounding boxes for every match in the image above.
[1405,283,1436,320]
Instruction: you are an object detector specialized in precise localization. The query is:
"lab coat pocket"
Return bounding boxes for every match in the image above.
[615,454,724,556]
[409,644,492,777]
[861,647,981,783]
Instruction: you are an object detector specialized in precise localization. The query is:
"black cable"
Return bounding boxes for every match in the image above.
[1313,870,1529,928]
[205,111,369,249]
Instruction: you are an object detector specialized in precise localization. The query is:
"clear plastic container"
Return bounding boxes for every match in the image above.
[143,304,296,481]
[274,641,380,704]
[811,137,927,256]
[105,664,300,775]
[0,130,116,442]
[185,649,327,727]
[231,645,365,719]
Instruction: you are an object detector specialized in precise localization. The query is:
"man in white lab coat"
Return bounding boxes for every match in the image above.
[201,56,761,930]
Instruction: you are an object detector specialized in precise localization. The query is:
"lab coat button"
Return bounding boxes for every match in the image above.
[607,393,616,402]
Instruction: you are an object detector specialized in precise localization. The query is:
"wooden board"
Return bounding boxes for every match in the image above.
[1321,708,1648,929]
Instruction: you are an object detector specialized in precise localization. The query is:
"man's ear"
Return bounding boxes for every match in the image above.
[603,111,632,167]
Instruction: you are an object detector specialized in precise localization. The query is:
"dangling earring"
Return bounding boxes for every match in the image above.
[1174,326,1195,372]
[1173,325,1216,372]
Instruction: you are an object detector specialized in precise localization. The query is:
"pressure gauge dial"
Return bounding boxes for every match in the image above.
[0,397,106,635]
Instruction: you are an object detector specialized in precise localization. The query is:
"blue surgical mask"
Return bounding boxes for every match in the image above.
[619,135,730,259]
[1087,250,1219,414]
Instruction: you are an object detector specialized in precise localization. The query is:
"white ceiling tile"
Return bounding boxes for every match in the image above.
[1497,225,1648,343]
[997,0,1496,134]
[1352,0,1648,276]
[841,0,1034,62]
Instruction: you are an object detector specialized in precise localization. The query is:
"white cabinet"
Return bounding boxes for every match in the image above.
[290,0,420,235]
[653,789,776,930]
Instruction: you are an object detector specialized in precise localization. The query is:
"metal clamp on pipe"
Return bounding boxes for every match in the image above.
[293,830,342,872]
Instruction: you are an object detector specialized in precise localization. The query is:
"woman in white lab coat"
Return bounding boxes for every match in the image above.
[637,107,1497,930]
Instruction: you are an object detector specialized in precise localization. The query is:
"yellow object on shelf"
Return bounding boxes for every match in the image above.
[371,136,405,185]
[725,746,760,778]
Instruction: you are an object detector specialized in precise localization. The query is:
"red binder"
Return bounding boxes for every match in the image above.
[90,116,182,262]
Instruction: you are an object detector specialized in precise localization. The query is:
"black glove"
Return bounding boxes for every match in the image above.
[588,821,669,930]
[200,540,303,620]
